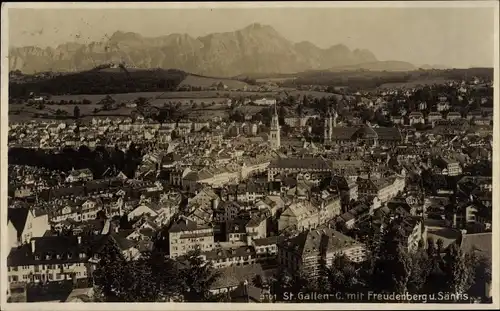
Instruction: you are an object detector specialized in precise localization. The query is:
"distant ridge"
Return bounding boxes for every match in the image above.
[9,23,416,77]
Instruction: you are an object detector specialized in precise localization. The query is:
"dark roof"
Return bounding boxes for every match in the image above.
[8,207,29,235]
[211,264,265,290]
[169,216,209,233]
[330,127,359,140]
[227,220,248,234]
[280,228,361,256]
[373,127,403,141]
[356,126,378,139]
[7,234,112,266]
[110,233,137,251]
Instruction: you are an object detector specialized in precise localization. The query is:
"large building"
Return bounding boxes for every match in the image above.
[278,228,366,277]
[168,216,215,258]
[267,157,332,182]
[7,235,114,284]
[327,125,403,147]
[278,201,320,232]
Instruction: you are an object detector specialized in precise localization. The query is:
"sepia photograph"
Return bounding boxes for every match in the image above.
[1,1,498,309]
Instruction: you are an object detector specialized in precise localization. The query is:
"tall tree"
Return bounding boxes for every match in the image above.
[178,249,221,302]
[442,243,477,299]
[369,219,413,296]
[73,105,81,119]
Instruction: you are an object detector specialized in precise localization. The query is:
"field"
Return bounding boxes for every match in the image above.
[256,77,296,83]
[9,89,340,123]
[379,77,453,89]
[178,74,250,89]
[48,89,338,104]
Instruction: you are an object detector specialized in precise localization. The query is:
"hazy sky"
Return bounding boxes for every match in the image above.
[7,6,496,68]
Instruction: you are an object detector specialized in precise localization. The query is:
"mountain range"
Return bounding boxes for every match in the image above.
[10,23,418,77]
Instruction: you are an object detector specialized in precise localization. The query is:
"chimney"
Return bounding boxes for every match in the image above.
[30,239,36,253]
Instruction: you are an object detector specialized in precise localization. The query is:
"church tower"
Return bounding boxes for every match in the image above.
[270,103,281,150]
[324,108,334,144]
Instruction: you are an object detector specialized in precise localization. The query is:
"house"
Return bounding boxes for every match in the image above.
[427,112,443,124]
[252,236,284,261]
[317,195,342,224]
[437,101,450,112]
[434,157,462,176]
[201,246,257,269]
[127,204,159,221]
[110,233,141,261]
[255,196,285,217]
[278,228,366,278]
[245,213,267,245]
[65,169,94,183]
[396,216,427,252]
[7,235,115,284]
[446,112,462,121]
[214,201,241,223]
[408,112,425,125]
[357,176,405,204]
[278,201,320,232]
[226,221,248,243]
[20,208,51,245]
[209,264,266,296]
[254,98,276,106]
[168,216,215,258]
[337,203,372,230]
[391,115,404,125]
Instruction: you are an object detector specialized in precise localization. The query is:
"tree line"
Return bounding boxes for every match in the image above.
[8,144,144,179]
[269,215,491,303]
[93,240,223,302]
[90,213,491,303]
[9,70,187,98]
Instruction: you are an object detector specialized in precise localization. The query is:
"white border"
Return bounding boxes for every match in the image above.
[1,1,499,310]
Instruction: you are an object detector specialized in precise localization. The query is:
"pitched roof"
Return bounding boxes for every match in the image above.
[8,207,29,235]
[330,127,359,140]
[7,234,112,266]
[373,127,403,141]
[210,264,265,290]
[460,232,492,260]
[280,228,361,256]
[169,216,210,233]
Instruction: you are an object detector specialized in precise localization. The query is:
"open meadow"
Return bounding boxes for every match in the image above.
[9,87,340,123]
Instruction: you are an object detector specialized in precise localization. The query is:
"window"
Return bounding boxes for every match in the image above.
[34,265,40,272]
[48,274,53,280]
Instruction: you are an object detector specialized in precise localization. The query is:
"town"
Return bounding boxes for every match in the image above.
[7,70,493,303]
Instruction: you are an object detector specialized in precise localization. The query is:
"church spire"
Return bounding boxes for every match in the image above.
[270,102,281,150]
